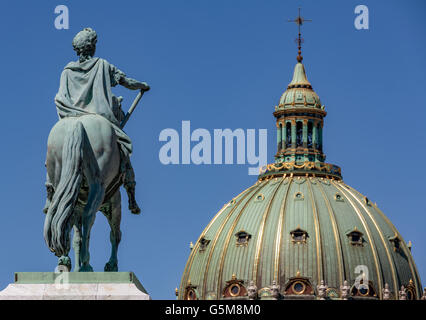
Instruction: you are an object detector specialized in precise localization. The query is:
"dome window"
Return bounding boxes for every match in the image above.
[290,227,308,243]
[285,122,292,148]
[235,230,252,247]
[198,237,210,252]
[184,280,198,300]
[388,233,401,252]
[406,280,417,300]
[186,288,197,300]
[294,191,304,200]
[363,196,371,206]
[296,122,303,147]
[334,193,344,202]
[350,280,377,298]
[307,121,313,148]
[347,227,364,246]
[283,272,314,296]
[255,193,265,202]
[222,274,247,298]
[292,281,306,294]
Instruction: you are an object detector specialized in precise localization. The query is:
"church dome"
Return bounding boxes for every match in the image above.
[178,175,422,300]
[178,14,423,300]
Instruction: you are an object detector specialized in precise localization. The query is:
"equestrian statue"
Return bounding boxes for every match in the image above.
[43,27,150,272]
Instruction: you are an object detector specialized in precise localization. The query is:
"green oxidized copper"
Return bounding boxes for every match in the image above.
[43,28,150,272]
[259,60,342,180]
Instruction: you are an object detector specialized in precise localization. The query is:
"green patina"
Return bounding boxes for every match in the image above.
[13,272,147,293]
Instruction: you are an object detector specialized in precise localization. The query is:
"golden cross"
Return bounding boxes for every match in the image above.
[288,8,312,62]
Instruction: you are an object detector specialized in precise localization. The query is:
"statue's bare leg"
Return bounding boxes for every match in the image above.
[101,191,122,272]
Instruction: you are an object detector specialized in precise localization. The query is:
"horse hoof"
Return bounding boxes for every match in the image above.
[58,256,72,271]
[80,265,94,272]
[104,262,118,272]
[129,203,141,215]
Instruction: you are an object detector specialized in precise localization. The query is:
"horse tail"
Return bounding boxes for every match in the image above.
[44,120,87,257]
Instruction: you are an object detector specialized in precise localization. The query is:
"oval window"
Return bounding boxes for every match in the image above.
[229,284,240,296]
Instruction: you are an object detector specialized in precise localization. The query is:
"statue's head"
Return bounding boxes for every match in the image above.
[72,28,97,61]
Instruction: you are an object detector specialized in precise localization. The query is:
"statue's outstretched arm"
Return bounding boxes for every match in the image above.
[119,77,150,91]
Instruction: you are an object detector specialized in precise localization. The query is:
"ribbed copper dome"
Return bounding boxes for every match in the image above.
[178,176,422,300]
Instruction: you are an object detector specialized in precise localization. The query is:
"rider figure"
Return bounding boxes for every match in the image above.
[44,27,148,214]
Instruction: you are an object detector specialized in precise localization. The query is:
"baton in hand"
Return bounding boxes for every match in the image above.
[120,89,146,129]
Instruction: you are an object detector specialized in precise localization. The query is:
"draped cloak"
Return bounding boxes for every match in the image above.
[55,57,132,158]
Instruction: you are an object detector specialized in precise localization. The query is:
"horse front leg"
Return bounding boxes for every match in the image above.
[104,191,122,272]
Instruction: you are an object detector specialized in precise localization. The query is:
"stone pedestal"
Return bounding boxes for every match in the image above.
[0,272,150,300]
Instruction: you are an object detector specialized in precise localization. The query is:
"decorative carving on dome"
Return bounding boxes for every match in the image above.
[270,177,281,185]
[326,287,339,300]
[247,280,258,300]
[319,178,331,185]
[290,227,309,244]
[421,288,426,300]
[281,177,290,185]
[340,280,351,300]
[258,161,342,180]
[184,280,198,300]
[293,176,306,184]
[317,280,328,300]
[399,285,407,300]
[382,283,392,300]
[256,288,269,299]
[405,279,417,300]
[270,280,281,300]
[283,272,314,296]
[222,274,247,298]
[235,230,252,247]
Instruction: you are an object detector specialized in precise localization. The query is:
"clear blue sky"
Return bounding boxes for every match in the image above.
[0,0,425,299]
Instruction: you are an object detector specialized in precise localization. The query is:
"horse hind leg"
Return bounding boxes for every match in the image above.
[72,208,83,271]
[43,172,54,214]
[102,191,122,272]
[78,132,105,272]
[79,182,104,272]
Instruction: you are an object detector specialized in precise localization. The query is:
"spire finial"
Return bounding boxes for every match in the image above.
[288,7,311,62]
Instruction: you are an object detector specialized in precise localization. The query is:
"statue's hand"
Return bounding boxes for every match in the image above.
[140,82,150,92]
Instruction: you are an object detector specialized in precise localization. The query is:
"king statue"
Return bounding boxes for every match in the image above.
[43,28,150,272]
